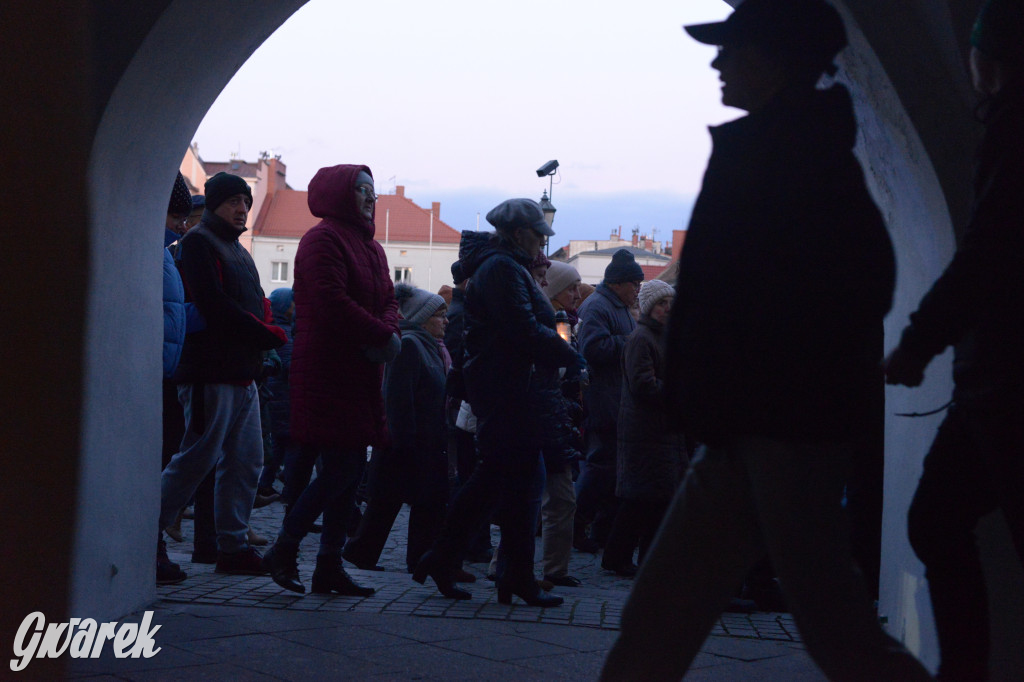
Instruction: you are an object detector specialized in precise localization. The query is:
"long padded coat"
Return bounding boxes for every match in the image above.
[289,164,400,449]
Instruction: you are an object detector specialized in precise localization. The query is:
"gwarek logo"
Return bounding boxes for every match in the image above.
[10,611,161,672]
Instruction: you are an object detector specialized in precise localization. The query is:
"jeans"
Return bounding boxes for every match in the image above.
[907,400,1024,681]
[602,437,930,681]
[159,382,262,554]
[280,445,365,558]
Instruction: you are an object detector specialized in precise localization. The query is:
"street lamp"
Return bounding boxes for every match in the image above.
[538,190,556,229]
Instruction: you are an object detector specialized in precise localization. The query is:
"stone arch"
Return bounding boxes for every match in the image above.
[2,0,1021,677]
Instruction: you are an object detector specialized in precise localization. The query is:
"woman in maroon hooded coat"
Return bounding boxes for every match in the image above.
[264,164,400,596]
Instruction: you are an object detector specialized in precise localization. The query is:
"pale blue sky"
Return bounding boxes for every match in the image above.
[192,0,736,246]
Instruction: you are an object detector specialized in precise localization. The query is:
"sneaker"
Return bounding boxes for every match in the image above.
[157,540,187,585]
[215,547,269,575]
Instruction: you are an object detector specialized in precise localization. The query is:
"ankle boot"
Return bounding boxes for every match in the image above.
[311,556,375,596]
[263,543,304,594]
[496,574,564,607]
[412,550,471,600]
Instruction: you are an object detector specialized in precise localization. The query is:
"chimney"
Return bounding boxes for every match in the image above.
[431,202,441,220]
[670,229,688,262]
[396,185,405,198]
[632,232,639,248]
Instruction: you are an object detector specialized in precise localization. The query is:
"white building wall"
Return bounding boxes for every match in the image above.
[251,236,458,293]
[569,253,671,285]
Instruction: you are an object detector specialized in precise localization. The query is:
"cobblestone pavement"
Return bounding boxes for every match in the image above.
[160,498,800,643]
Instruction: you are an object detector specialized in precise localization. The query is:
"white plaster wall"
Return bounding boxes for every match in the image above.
[78,0,307,621]
[252,237,301,290]
[379,242,459,291]
[833,7,954,669]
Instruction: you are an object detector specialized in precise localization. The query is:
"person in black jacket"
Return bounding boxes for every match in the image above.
[885,2,1024,678]
[412,199,579,607]
[158,172,286,581]
[602,2,930,680]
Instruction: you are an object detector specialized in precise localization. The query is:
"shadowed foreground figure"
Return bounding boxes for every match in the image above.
[601,1,931,680]
[885,1,1024,679]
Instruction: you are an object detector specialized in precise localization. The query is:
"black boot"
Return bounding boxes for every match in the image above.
[263,543,304,594]
[412,550,471,600]
[311,555,375,596]
[496,578,564,607]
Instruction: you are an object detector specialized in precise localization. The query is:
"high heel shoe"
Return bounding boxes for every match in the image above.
[496,581,564,607]
[412,550,471,600]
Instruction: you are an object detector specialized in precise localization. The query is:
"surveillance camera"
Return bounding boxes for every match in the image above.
[536,160,559,177]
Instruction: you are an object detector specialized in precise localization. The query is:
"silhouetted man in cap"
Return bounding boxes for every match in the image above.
[602,2,930,679]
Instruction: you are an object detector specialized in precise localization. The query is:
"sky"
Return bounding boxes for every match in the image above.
[192,0,738,248]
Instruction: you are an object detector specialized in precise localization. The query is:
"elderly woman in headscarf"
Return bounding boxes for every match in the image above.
[343,283,452,573]
[412,199,580,607]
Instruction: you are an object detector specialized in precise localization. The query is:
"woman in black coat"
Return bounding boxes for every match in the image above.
[602,280,688,573]
[343,284,451,573]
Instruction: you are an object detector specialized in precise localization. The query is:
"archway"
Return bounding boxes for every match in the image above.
[2,1,1020,678]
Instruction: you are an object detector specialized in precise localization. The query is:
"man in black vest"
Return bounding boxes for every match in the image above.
[157,172,286,584]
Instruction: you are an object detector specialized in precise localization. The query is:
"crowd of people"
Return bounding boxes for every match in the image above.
[152,0,1022,678]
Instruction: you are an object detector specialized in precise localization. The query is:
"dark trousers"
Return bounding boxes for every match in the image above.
[907,400,1024,681]
[452,426,492,558]
[575,433,619,545]
[603,497,671,568]
[430,417,545,585]
[163,380,216,556]
[345,493,445,572]
[282,445,366,557]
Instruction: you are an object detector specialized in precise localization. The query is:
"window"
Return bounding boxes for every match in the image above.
[394,267,412,283]
[271,261,289,282]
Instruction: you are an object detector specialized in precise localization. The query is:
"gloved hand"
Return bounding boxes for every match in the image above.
[364,332,401,364]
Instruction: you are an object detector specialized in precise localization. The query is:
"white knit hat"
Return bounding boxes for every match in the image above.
[542,261,581,300]
[638,280,674,317]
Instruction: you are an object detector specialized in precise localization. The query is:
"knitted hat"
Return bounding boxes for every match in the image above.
[486,198,555,237]
[395,282,445,325]
[604,249,645,284]
[355,170,374,188]
[638,280,674,317]
[451,260,467,285]
[191,194,205,210]
[168,172,192,216]
[971,0,1024,65]
[531,251,551,270]
[543,261,581,299]
[204,172,253,212]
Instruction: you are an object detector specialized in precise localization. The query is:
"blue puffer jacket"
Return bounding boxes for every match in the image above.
[163,228,186,378]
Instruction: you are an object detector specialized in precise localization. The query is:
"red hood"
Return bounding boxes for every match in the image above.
[307,164,375,238]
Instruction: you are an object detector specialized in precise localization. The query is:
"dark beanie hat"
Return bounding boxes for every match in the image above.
[604,249,645,284]
[168,172,192,216]
[451,260,466,284]
[204,172,253,211]
[191,194,205,210]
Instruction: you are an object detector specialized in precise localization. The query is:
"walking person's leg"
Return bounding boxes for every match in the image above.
[742,437,931,681]
[541,464,577,581]
[601,444,764,681]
